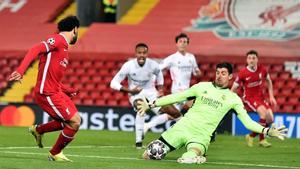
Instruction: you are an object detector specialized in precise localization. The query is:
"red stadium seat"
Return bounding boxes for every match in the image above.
[276,95,286,105]
[280,88,292,96]
[119,100,130,107]
[82,61,93,68]
[271,64,284,72]
[82,98,94,105]
[285,79,297,88]
[294,88,300,96]
[73,97,82,105]
[294,104,300,113]
[200,63,210,71]
[95,99,106,106]
[269,72,278,80]
[278,72,291,79]
[287,95,299,105]
[273,78,285,88]
[107,100,118,106]
[282,104,294,113]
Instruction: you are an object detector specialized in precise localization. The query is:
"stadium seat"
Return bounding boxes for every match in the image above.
[280,88,292,96]
[273,79,285,88]
[278,72,291,79]
[282,104,295,113]
[276,95,286,105]
[271,64,284,72]
[285,79,297,88]
[107,100,118,106]
[82,98,94,105]
[95,99,106,106]
[119,99,130,107]
[287,95,299,105]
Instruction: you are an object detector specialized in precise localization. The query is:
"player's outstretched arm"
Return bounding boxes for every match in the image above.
[9,43,48,82]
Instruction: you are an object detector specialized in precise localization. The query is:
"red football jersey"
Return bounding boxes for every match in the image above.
[234,65,268,98]
[17,33,69,95]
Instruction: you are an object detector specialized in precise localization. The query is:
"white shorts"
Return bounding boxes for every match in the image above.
[129,88,161,114]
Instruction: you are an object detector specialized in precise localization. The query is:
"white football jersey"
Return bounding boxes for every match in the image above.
[160,51,199,93]
[110,58,163,107]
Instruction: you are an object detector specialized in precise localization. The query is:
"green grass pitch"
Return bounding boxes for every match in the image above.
[0,126,299,169]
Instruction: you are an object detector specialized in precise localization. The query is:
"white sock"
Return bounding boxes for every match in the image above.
[135,114,145,143]
[147,113,169,129]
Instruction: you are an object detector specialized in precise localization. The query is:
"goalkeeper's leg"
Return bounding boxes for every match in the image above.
[177,143,206,164]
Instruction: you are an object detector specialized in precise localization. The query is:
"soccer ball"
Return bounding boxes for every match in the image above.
[146,140,167,160]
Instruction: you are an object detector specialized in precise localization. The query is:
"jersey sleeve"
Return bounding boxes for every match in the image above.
[153,62,164,86]
[155,83,198,106]
[159,56,171,70]
[110,62,129,91]
[191,55,200,75]
[234,70,244,86]
[233,95,265,133]
[42,36,60,52]
[262,66,268,79]
[16,42,48,75]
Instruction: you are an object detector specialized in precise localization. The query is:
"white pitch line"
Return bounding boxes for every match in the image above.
[0,145,132,150]
[0,150,299,169]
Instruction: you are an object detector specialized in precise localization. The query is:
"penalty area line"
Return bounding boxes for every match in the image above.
[0,150,299,169]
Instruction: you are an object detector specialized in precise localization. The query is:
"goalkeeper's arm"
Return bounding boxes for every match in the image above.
[237,110,287,140]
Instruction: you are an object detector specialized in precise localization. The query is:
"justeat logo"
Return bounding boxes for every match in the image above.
[184,0,300,41]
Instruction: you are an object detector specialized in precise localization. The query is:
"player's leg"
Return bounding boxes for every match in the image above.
[244,98,262,147]
[144,112,169,134]
[257,105,271,147]
[29,93,65,148]
[47,93,81,161]
[177,143,206,164]
[144,104,181,134]
[133,99,145,149]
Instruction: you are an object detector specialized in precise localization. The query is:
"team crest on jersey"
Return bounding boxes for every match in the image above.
[184,0,300,41]
[47,38,55,45]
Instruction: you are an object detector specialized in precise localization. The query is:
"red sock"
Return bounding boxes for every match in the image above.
[50,126,77,155]
[250,132,258,137]
[259,119,267,141]
[36,120,64,135]
[250,119,266,138]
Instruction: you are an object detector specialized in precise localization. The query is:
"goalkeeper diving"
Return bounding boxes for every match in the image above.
[137,62,287,164]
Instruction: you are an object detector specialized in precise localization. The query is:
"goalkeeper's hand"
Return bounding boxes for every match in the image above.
[136,97,155,116]
[263,125,288,140]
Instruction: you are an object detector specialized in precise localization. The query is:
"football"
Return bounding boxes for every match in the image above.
[146,140,167,160]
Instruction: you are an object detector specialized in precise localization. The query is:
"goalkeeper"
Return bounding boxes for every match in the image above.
[137,62,287,164]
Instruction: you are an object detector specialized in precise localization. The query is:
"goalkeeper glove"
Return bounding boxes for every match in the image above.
[136,97,155,116]
[263,124,287,140]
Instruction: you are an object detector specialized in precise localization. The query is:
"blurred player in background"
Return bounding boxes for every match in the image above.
[159,33,201,114]
[137,62,286,164]
[9,16,81,162]
[231,50,277,147]
[110,43,181,149]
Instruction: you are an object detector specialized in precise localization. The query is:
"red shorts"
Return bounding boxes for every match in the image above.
[243,96,270,112]
[35,92,78,121]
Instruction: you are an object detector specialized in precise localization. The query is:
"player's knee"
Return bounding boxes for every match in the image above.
[68,113,81,130]
[145,140,168,160]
